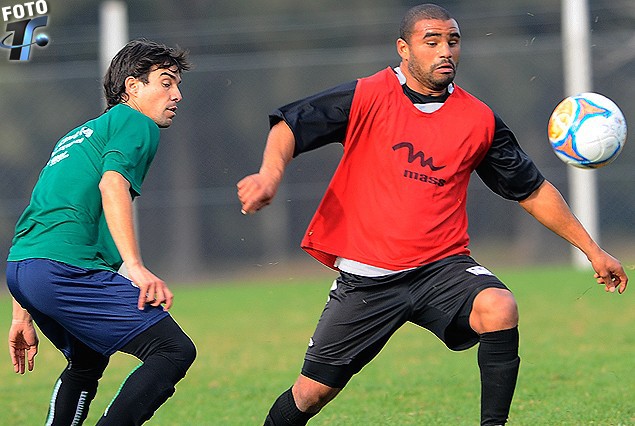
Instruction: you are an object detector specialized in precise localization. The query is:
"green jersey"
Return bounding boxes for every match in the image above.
[8,104,160,271]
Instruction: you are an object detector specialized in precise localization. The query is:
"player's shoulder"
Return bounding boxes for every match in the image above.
[358,67,398,87]
[452,85,490,107]
[353,67,402,103]
[452,85,495,117]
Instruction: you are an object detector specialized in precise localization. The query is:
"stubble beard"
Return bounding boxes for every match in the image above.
[408,60,456,93]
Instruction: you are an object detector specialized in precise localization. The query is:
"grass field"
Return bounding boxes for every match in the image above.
[1,265,634,425]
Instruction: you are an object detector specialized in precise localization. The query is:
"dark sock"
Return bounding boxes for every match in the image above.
[264,388,315,426]
[45,371,100,426]
[45,345,109,426]
[478,327,520,426]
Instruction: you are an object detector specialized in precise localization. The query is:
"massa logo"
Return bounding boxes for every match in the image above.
[392,141,446,187]
[392,142,445,171]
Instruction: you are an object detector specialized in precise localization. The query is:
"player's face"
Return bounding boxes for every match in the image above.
[126,65,183,128]
[397,18,461,95]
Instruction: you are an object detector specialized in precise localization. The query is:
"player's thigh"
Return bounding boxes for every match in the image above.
[409,256,510,350]
[8,259,168,356]
[7,259,78,356]
[303,273,410,386]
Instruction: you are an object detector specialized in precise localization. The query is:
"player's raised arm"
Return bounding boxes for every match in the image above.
[237,120,295,214]
[519,180,628,294]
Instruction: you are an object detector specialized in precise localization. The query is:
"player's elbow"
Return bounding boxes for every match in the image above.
[99,171,130,196]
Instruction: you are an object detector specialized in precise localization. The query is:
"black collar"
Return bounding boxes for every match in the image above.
[402,84,450,104]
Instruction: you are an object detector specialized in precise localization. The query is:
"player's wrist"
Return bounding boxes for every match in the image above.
[258,167,284,184]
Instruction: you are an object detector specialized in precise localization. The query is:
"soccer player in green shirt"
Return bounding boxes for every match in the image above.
[7,39,196,425]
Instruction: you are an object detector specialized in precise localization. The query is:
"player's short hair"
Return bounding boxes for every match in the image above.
[399,4,454,43]
[103,38,190,110]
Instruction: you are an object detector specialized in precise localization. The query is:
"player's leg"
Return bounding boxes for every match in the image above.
[264,273,410,425]
[45,340,110,426]
[469,287,520,426]
[7,259,195,425]
[95,316,196,426]
[7,260,108,425]
[264,376,340,426]
[409,256,519,426]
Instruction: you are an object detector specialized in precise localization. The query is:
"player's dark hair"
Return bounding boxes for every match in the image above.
[103,38,190,110]
[399,4,454,42]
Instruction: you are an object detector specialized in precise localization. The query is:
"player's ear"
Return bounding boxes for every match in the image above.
[396,38,409,60]
[124,75,140,98]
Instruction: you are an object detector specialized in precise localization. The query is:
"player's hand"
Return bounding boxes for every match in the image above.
[589,249,628,294]
[236,173,279,214]
[126,263,174,311]
[9,321,38,374]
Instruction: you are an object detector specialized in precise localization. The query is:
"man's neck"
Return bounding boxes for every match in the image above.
[394,66,451,97]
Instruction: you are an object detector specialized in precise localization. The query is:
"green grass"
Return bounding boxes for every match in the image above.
[1,266,634,425]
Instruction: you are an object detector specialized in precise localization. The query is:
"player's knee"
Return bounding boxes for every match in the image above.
[129,317,197,379]
[470,288,518,333]
[165,332,196,379]
[177,334,197,373]
[292,378,340,413]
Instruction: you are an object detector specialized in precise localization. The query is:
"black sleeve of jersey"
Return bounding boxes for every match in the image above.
[269,80,357,157]
[475,114,545,201]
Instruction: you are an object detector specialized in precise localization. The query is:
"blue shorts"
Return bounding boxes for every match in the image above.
[6,259,169,358]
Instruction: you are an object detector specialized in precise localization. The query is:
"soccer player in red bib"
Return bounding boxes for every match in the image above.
[238,4,628,425]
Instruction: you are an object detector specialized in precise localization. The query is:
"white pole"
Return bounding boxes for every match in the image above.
[99,1,128,81]
[99,1,132,276]
[561,0,598,268]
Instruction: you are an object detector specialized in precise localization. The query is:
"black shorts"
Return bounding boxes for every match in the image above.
[301,255,509,388]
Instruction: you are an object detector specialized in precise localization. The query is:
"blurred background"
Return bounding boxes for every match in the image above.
[0,0,633,283]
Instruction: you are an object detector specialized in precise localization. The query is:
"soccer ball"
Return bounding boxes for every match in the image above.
[547,92,627,169]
